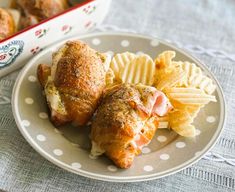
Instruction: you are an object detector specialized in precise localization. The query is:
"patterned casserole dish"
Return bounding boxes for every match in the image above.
[0,0,111,77]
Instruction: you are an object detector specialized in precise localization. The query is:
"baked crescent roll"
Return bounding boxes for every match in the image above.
[0,8,16,40]
[16,0,69,28]
[91,84,172,168]
[37,40,110,127]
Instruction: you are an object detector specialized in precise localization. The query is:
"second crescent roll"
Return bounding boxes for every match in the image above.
[91,84,172,168]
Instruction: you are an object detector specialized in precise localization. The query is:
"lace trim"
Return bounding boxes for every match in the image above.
[183,166,235,189]
[203,152,235,166]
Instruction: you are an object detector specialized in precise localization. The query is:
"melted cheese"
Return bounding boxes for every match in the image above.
[90,141,105,157]
[45,45,69,114]
[44,77,67,115]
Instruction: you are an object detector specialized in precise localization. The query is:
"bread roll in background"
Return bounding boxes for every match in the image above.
[16,0,69,28]
[0,0,20,40]
[0,8,16,40]
[0,0,70,40]
[7,8,21,31]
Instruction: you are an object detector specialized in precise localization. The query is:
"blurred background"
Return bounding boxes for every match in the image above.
[103,0,234,53]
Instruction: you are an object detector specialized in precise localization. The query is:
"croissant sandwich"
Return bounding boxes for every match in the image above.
[91,84,172,168]
[37,40,110,127]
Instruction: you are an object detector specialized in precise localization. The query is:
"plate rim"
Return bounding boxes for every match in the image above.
[12,32,226,182]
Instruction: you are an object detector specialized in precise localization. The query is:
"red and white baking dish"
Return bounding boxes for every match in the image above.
[0,0,111,77]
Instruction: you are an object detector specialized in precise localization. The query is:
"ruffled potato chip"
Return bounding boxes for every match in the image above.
[152,50,217,137]
[169,109,196,137]
[155,67,186,91]
[153,51,186,90]
[170,100,203,119]
[155,51,176,70]
[165,87,216,105]
[174,61,216,95]
[110,52,136,79]
[119,54,155,85]
[185,104,202,119]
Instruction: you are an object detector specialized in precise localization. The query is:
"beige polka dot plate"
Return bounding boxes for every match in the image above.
[12,32,226,182]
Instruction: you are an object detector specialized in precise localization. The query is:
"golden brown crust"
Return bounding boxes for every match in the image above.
[91,84,158,168]
[0,8,16,40]
[54,41,106,93]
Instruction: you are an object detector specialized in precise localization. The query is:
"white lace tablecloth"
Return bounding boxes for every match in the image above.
[1,0,235,191]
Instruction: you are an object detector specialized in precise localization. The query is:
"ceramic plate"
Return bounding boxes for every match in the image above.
[12,32,226,182]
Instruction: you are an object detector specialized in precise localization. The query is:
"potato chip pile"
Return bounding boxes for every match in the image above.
[105,51,217,137]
